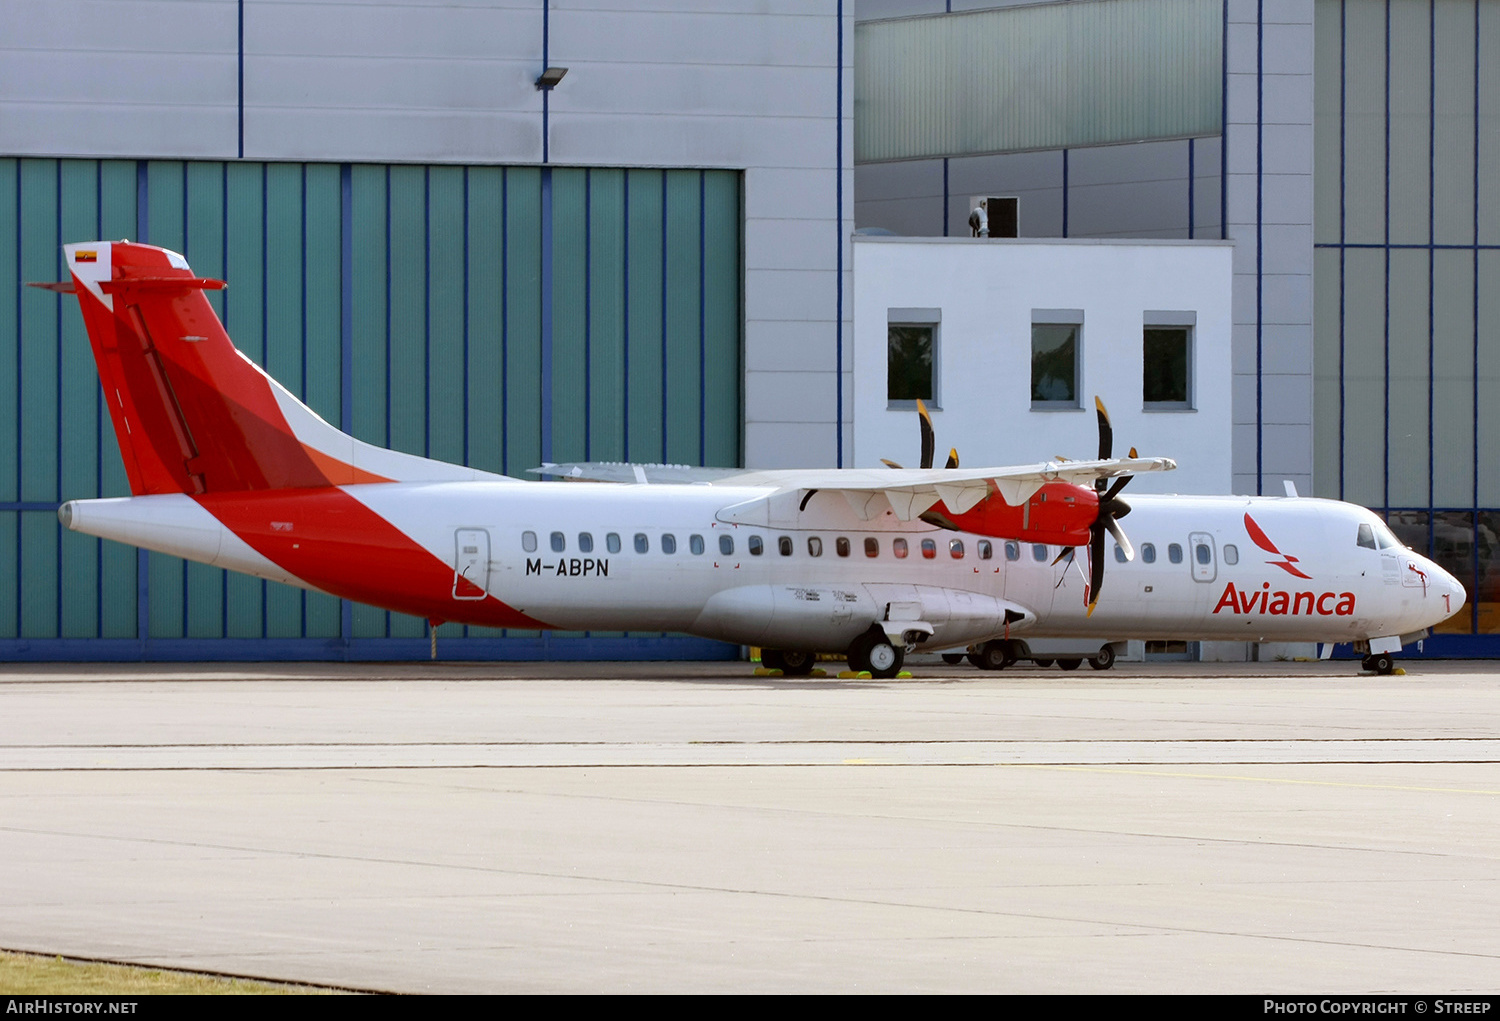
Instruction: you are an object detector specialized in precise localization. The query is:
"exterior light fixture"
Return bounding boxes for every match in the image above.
[535,67,568,90]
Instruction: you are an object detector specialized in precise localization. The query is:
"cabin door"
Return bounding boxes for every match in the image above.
[453,528,491,600]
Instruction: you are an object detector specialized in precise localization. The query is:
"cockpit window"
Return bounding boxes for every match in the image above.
[1357,523,1377,549]
[1373,521,1402,549]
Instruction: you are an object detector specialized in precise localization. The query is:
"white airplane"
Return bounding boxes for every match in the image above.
[37,240,1464,677]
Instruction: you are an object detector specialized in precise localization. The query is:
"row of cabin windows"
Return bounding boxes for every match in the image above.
[522,531,1250,567]
[1104,542,1240,566]
[521,530,996,559]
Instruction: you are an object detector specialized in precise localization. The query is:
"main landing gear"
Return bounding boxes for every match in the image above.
[760,648,817,677]
[847,626,905,679]
[1361,653,1396,675]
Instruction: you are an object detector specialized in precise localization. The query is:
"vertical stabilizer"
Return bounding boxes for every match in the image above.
[60,241,504,495]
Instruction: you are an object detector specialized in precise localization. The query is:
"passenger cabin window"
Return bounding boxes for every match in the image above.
[1168,543,1183,564]
[979,540,993,560]
[662,534,677,554]
[522,531,537,553]
[808,537,823,557]
[606,532,621,554]
[1195,543,1211,565]
[921,539,937,559]
[1114,544,1127,563]
[550,531,565,553]
[690,534,705,555]
[1032,544,1048,562]
[950,539,964,559]
[1005,541,1020,562]
[1142,543,1156,564]
[634,533,649,554]
[836,537,851,557]
[778,536,793,556]
[749,535,764,556]
[864,537,880,557]
[1223,544,1238,565]
[893,538,909,559]
[1357,524,1377,549]
[578,532,594,554]
[719,535,734,555]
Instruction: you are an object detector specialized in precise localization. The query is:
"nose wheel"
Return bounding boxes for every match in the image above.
[1362,653,1395,675]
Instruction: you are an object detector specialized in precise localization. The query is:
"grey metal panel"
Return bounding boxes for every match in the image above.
[1386,0,1433,247]
[1338,5,1389,247]
[856,0,1222,163]
[1432,0,1478,246]
[1431,249,1476,509]
[1311,246,1341,499]
[1479,251,1500,508]
[554,9,831,66]
[1339,248,1386,510]
[1385,248,1430,509]
[1,0,237,158]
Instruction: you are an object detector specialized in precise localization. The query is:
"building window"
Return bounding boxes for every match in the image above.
[887,308,940,405]
[1143,319,1193,409]
[1031,311,1082,407]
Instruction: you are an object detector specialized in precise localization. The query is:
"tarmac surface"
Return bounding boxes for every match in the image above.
[1,658,1498,994]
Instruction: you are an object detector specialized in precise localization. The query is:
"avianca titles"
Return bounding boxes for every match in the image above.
[37,241,1464,677]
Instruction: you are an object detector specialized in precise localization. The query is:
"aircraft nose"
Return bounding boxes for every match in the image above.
[1443,568,1468,616]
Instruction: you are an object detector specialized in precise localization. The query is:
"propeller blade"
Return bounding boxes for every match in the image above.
[1095,396,1113,461]
[1104,475,1132,503]
[1051,547,1074,567]
[1087,524,1106,616]
[1105,517,1135,562]
[917,399,936,470]
[945,447,959,470]
[881,458,904,470]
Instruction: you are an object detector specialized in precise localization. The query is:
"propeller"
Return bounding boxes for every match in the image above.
[884,399,956,470]
[1085,397,1135,616]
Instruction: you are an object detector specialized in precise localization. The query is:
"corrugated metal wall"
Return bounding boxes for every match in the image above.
[854,0,1223,163]
[0,159,743,660]
[1312,0,1500,645]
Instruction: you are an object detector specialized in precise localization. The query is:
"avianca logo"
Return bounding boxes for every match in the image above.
[1243,513,1312,579]
[1213,582,1355,616]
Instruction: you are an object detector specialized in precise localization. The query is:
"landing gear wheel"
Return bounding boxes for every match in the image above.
[969,640,1010,671]
[778,649,817,676]
[1089,645,1117,670]
[1367,652,1395,675]
[1058,658,1082,671]
[848,630,904,679]
[1032,658,1054,668]
[941,653,966,665]
[760,648,785,672]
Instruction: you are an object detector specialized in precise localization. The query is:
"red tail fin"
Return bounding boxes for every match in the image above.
[60,241,498,495]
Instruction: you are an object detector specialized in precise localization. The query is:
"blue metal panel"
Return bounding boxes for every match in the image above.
[1,157,743,661]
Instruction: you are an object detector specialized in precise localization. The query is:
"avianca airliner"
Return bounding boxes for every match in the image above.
[38,240,1464,677]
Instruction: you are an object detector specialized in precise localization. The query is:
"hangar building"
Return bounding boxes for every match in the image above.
[2,0,1495,659]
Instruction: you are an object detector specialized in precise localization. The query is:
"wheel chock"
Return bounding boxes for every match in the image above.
[753,667,783,677]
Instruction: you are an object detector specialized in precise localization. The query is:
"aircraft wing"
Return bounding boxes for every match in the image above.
[531,462,746,484]
[533,456,1176,519]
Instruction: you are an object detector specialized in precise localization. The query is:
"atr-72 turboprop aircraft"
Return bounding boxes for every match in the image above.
[38,240,1464,676]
